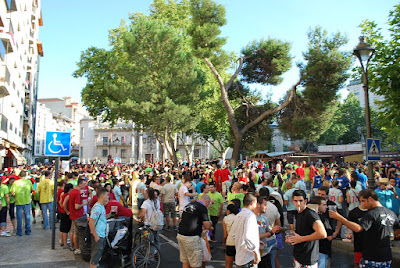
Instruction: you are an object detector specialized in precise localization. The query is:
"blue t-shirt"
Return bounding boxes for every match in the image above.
[137,182,146,199]
[313,175,323,189]
[113,185,122,202]
[375,189,395,211]
[284,188,297,211]
[196,182,205,194]
[90,203,107,238]
[356,172,367,189]
[336,176,350,189]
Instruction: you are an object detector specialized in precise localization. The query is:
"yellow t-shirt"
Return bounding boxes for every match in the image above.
[38,178,54,203]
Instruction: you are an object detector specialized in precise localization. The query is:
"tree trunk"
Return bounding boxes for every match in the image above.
[155,133,165,164]
[229,134,243,169]
[167,122,178,166]
[164,128,174,160]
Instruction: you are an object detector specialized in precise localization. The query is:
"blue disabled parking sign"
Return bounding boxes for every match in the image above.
[45,131,71,157]
[367,138,381,161]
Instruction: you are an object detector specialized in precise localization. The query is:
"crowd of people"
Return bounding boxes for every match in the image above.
[0,158,400,268]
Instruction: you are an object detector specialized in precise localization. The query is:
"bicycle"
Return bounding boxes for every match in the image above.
[132,223,161,268]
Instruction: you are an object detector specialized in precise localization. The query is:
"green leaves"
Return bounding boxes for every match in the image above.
[241,39,292,85]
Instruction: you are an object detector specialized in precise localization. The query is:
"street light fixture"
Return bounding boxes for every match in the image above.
[353,36,375,189]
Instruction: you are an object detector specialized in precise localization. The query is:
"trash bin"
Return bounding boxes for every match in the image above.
[75,215,91,262]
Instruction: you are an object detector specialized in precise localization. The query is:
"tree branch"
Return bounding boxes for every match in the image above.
[241,80,301,133]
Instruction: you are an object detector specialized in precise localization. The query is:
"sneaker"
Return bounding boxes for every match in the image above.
[1,231,11,237]
[70,247,75,251]
[4,229,10,233]
[74,249,81,255]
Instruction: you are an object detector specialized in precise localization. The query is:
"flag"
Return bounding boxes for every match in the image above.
[123,133,126,143]
[110,133,113,143]
[96,134,100,143]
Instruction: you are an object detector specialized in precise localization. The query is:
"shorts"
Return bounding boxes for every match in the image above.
[354,252,362,264]
[177,234,202,267]
[222,181,231,194]
[293,258,317,268]
[276,233,284,249]
[226,245,236,257]
[8,203,15,220]
[0,206,7,226]
[360,258,392,268]
[60,213,72,233]
[32,200,41,210]
[163,202,176,218]
[287,210,298,225]
[71,219,78,235]
[90,237,106,265]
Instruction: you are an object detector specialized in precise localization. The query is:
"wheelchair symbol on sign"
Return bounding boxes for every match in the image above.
[48,133,68,154]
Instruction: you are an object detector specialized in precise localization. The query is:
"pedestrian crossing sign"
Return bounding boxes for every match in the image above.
[367,138,381,161]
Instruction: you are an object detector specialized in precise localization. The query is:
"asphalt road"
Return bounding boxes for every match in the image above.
[157,220,355,268]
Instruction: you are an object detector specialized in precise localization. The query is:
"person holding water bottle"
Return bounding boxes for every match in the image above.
[285,190,327,268]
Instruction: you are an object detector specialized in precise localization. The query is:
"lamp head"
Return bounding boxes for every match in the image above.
[353,36,375,67]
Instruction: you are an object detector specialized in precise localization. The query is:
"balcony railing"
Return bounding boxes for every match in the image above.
[97,140,131,146]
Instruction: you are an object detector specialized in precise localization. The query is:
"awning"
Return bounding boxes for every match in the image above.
[37,41,43,56]
[9,148,26,165]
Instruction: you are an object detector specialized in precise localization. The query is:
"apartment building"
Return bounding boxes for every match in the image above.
[0,0,43,168]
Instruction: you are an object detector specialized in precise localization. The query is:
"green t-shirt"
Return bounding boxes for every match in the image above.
[68,179,78,187]
[10,179,33,205]
[1,185,10,207]
[7,185,15,204]
[304,168,310,182]
[227,192,244,208]
[207,191,223,216]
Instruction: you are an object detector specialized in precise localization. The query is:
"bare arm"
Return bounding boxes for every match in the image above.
[289,220,327,245]
[329,210,363,233]
[63,196,70,215]
[88,217,99,242]
[222,220,228,244]
[346,192,350,204]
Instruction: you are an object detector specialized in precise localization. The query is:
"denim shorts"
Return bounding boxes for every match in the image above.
[360,258,392,268]
[90,237,106,265]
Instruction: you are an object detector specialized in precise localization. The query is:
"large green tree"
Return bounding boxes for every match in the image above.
[359,3,400,145]
[188,0,351,166]
[74,15,204,163]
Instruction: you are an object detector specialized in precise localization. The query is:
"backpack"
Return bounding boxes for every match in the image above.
[149,200,164,231]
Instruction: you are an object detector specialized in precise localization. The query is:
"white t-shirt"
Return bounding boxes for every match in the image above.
[141,199,161,226]
[178,185,190,211]
[329,188,343,209]
[223,213,236,246]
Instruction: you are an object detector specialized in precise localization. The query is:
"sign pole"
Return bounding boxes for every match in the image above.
[51,157,59,250]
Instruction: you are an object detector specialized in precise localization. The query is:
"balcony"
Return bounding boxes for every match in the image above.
[96,140,132,147]
[6,0,17,12]
[0,65,10,97]
[0,23,15,55]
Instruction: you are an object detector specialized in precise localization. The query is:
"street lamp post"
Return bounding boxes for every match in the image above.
[353,36,375,189]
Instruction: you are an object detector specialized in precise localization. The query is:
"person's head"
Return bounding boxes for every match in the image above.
[19,171,27,178]
[351,171,358,182]
[359,189,380,210]
[243,193,257,211]
[291,174,298,183]
[154,176,161,185]
[165,176,171,183]
[183,178,192,187]
[230,199,241,210]
[148,188,159,201]
[72,172,79,179]
[232,182,241,193]
[77,178,86,189]
[292,190,307,212]
[64,183,74,194]
[318,186,329,199]
[226,204,239,215]
[200,193,211,208]
[266,178,273,186]
[57,180,65,188]
[259,187,270,198]
[256,196,268,214]
[310,196,327,214]
[350,180,357,189]
[285,181,293,190]
[209,182,216,193]
[44,170,51,178]
[200,183,210,194]
[331,180,339,188]
[113,179,119,186]
[379,178,389,190]
[104,183,112,192]
[389,178,397,188]
[97,187,110,205]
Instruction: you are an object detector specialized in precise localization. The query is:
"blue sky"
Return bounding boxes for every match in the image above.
[38,0,398,103]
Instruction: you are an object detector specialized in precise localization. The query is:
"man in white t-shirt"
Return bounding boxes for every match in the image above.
[178,178,198,217]
[161,177,178,230]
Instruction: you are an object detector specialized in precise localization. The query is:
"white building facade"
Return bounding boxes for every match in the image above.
[80,118,212,164]
[347,80,384,110]
[0,0,43,168]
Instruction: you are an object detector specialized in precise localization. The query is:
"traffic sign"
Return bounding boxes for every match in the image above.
[114,157,121,163]
[367,138,381,161]
[45,131,71,157]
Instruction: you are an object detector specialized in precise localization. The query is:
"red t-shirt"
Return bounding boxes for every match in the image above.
[221,168,231,183]
[296,167,305,180]
[59,192,69,214]
[69,188,84,220]
[80,186,89,202]
[214,169,222,183]
[105,200,132,218]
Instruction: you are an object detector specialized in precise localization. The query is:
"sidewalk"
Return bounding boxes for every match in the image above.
[0,216,87,268]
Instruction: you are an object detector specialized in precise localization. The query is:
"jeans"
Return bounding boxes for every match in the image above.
[41,202,53,229]
[210,215,219,240]
[16,204,31,236]
[137,198,145,210]
[318,253,329,268]
[267,238,278,268]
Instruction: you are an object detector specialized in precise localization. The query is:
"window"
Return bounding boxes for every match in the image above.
[102,149,108,157]
[80,147,83,158]
[9,122,12,131]
[121,149,126,158]
[102,137,108,145]
[194,149,200,158]
[80,127,84,138]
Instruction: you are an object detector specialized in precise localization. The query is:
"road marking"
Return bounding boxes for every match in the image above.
[159,233,180,250]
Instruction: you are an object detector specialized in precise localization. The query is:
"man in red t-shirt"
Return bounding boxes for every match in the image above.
[213,167,222,193]
[68,178,87,255]
[296,162,305,181]
[220,165,232,200]
[105,200,132,218]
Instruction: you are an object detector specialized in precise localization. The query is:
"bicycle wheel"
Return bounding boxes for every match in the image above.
[132,243,160,268]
